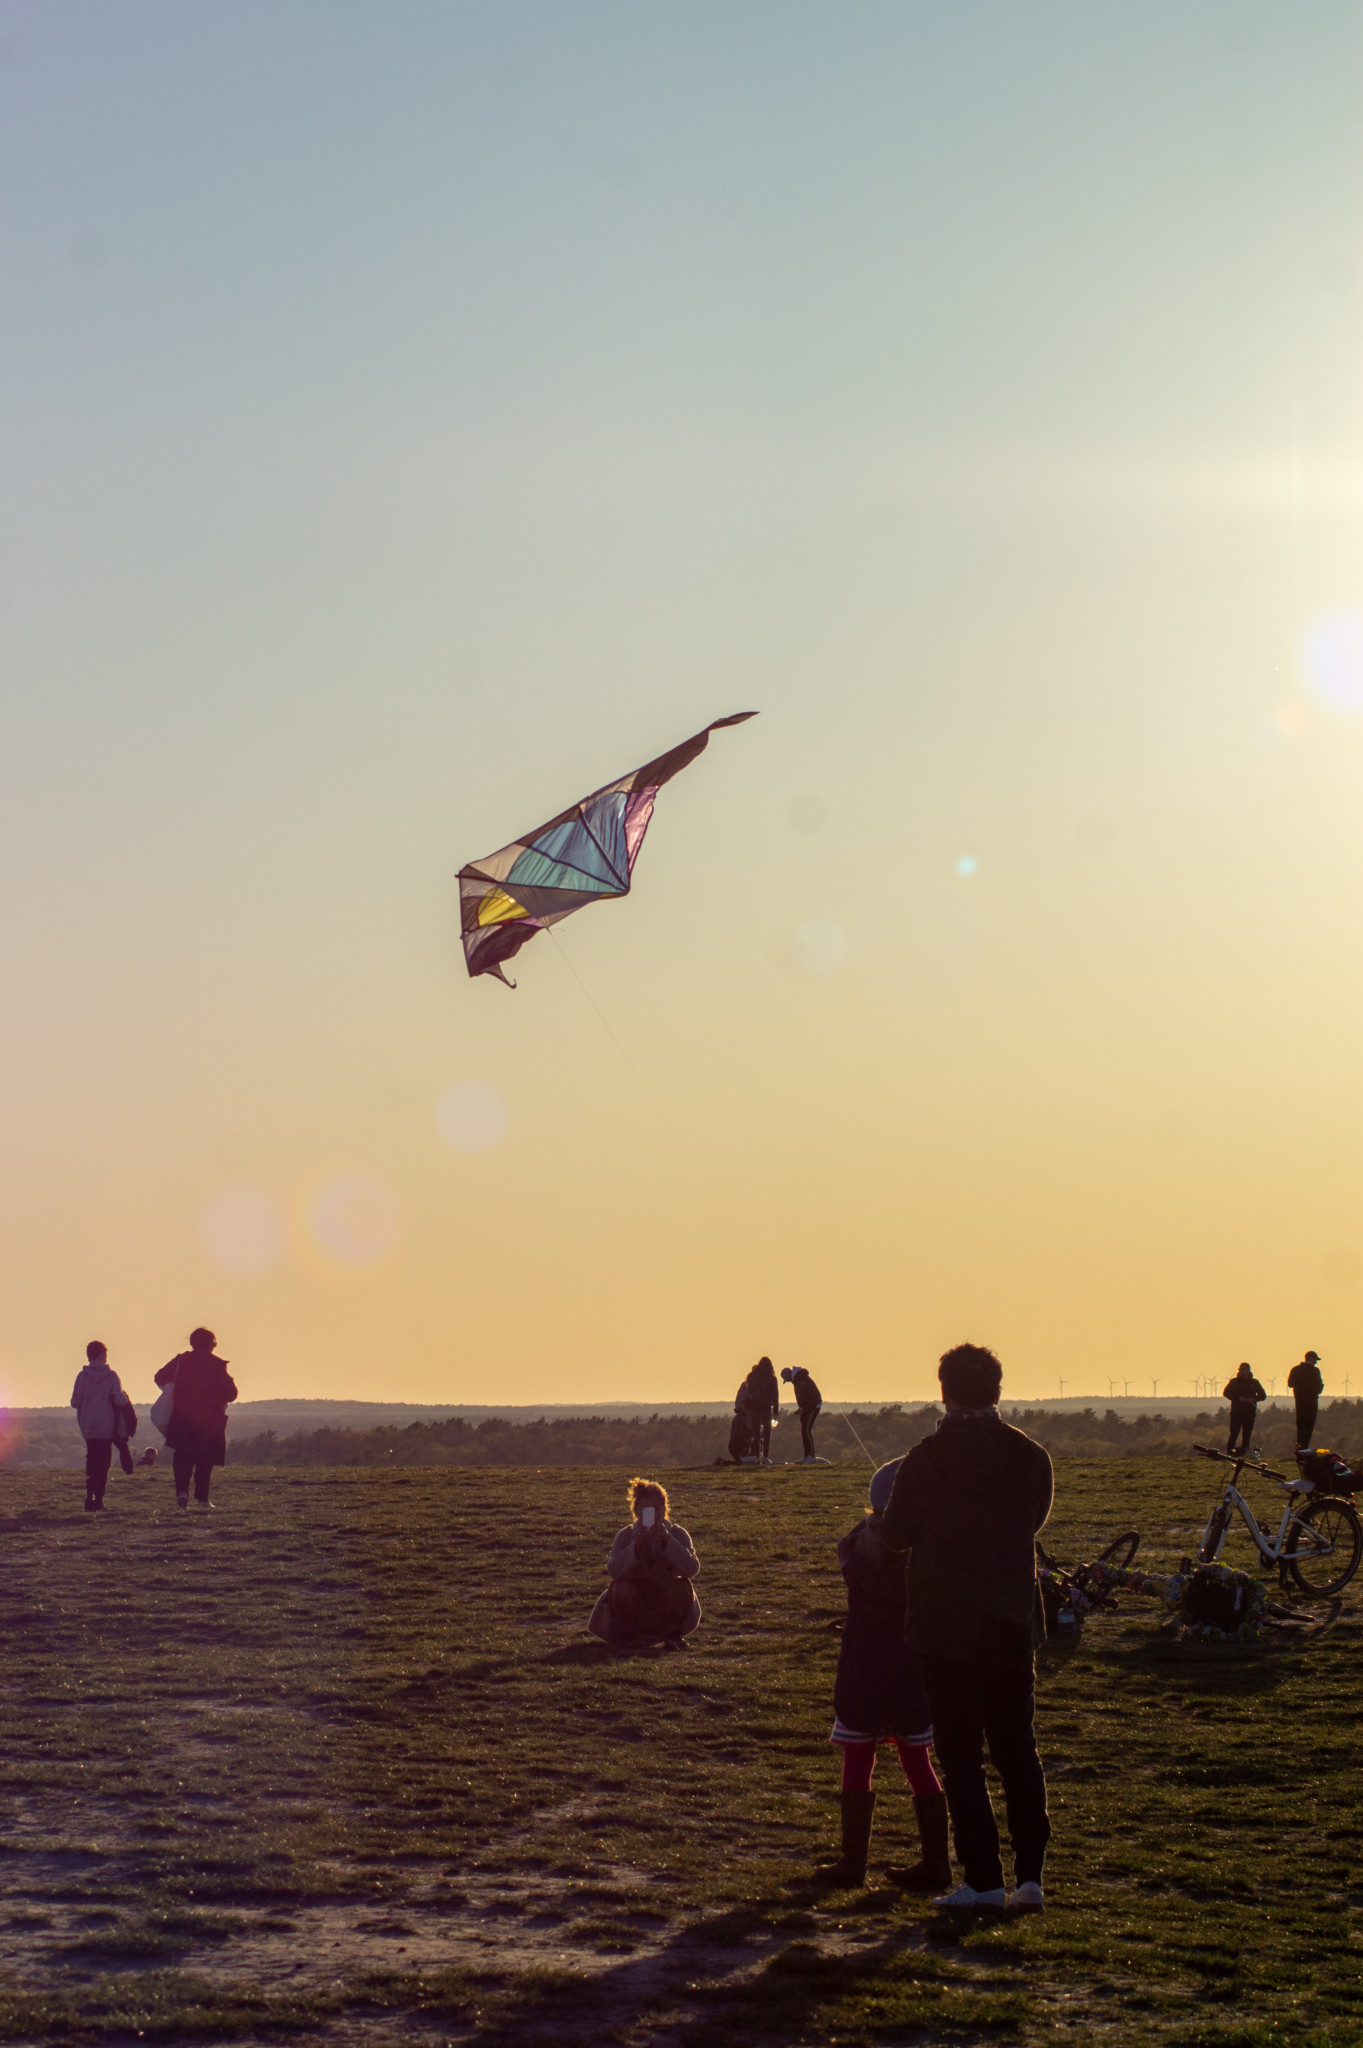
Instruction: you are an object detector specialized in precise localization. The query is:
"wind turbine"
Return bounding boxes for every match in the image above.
[1122,1378,1132,1397]
[1058,1377,1066,1400]
[1151,1377,1160,1400]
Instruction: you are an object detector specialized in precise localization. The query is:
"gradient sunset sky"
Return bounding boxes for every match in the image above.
[4,2,1363,1409]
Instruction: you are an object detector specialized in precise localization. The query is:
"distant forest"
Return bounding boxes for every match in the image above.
[5,1401,1363,1471]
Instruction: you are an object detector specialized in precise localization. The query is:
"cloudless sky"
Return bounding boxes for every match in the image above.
[3,1,1363,1409]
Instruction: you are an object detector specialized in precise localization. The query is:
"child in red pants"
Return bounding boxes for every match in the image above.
[812,1458,951,1891]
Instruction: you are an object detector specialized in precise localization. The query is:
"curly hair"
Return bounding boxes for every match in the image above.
[628,1476,670,1522]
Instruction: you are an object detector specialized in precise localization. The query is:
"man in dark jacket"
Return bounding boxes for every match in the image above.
[1288,1351,1323,1450]
[1223,1362,1266,1456]
[881,1343,1053,1912]
[781,1364,823,1461]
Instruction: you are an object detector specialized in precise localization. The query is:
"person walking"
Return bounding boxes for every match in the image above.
[1288,1351,1323,1451]
[154,1328,237,1508]
[1223,1362,1266,1456]
[587,1478,701,1650]
[781,1364,823,1462]
[811,1457,950,1893]
[70,1341,136,1512]
[881,1342,1054,1913]
[745,1358,781,1464]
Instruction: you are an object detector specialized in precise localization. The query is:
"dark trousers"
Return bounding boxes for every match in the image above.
[799,1403,821,1458]
[1227,1402,1257,1454]
[84,1438,112,1503]
[755,1417,772,1460]
[921,1653,1050,1892]
[173,1452,214,1501]
[1294,1394,1319,1449]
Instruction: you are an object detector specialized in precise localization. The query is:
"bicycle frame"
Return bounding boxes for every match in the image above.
[1196,1454,1334,1569]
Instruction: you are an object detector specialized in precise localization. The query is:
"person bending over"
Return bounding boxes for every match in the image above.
[811,1456,950,1893]
[881,1342,1053,1913]
[588,1479,702,1652]
[155,1328,237,1508]
[70,1341,136,1512]
[1223,1362,1266,1456]
[1288,1351,1323,1451]
[781,1364,823,1462]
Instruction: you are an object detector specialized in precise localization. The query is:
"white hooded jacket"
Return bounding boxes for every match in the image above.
[70,1362,130,1442]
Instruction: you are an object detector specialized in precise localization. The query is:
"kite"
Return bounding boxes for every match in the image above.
[458,712,757,985]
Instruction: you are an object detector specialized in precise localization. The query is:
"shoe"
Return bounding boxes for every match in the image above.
[196,1499,214,1510]
[884,1791,952,1891]
[810,1789,876,1887]
[84,1498,102,1512]
[1009,1881,1045,1912]
[176,1493,189,1508]
[932,1883,1007,1910]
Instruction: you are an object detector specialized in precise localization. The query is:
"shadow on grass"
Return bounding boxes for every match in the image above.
[457,1887,1027,2048]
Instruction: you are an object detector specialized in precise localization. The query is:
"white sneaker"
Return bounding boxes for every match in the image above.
[1009,1881,1045,1912]
[932,1883,1007,1910]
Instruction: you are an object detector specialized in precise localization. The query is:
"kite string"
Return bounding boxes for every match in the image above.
[543,926,875,1466]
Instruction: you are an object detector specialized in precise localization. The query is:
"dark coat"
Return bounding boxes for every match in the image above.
[790,1370,822,1413]
[832,1514,931,1739]
[880,1413,1053,1663]
[1288,1361,1323,1398]
[745,1362,780,1424]
[155,1352,238,1467]
[1223,1374,1266,1407]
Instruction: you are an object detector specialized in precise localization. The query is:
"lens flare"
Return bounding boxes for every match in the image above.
[200,1187,286,1275]
[1301,611,1363,714]
[793,919,845,974]
[311,1173,400,1268]
[955,855,979,878]
[437,1082,509,1154]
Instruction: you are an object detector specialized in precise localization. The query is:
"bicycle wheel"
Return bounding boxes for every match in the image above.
[1199,1507,1229,1564]
[1284,1498,1363,1597]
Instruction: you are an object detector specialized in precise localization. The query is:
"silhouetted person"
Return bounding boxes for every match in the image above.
[1288,1351,1323,1450]
[155,1327,237,1508]
[881,1342,1053,1912]
[745,1357,781,1463]
[1223,1362,1265,1456]
[588,1478,701,1650]
[811,1457,949,1893]
[781,1364,823,1461]
[70,1341,135,1512]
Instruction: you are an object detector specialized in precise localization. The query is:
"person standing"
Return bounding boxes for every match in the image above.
[745,1358,781,1464]
[811,1457,950,1892]
[1288,1351,1323,1451]
[1223,1361,1266,1456]
[70,1341,135,1512]
[781,1364,823,1462]
[155,1328,237,1509]
[881,1342,1054,1912]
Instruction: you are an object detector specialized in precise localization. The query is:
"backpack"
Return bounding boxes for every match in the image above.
[1298,1447,1359,1496]
[1179,1564,1264,1641]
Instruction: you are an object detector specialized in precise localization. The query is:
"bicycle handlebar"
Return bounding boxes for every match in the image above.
[1191,1444,1288,1483]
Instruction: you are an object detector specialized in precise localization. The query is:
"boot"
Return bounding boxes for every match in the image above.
[810,1790,875,1887]
[884,1791,952,1891]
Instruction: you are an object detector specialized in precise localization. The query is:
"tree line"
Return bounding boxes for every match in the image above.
[5,1401,1362,1470]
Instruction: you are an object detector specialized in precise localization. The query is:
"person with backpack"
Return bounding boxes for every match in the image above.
[810,1456,950,1893]
[781,1364,823,1462]
[1288,1351,1324,1450]
[70,1341,137,1512]
[154,1327,238,1508]
[587,1478,701,1651]
[881,1342,1054,1912]
[1223,1361,1266,1456]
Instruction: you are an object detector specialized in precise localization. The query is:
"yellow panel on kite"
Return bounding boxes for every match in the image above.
[477,886,532,927]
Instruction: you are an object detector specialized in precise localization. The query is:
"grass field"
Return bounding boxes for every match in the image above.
[1,1456,1361,2046]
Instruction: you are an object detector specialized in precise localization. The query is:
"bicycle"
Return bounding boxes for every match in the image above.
[1191,1445,1362,1597]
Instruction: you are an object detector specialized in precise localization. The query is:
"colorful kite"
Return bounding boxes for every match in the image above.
[458,712,757,985]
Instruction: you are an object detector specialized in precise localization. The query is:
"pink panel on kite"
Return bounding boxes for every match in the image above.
[623,789,657,873]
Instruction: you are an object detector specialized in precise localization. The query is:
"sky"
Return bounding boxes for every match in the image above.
[3,1,1363,1410]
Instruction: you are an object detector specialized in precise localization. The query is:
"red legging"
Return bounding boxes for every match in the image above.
[841,1738,941,1797]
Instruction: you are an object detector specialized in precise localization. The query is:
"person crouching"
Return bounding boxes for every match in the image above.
[811,1457,950,1891]
[588,1479,702,1652]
